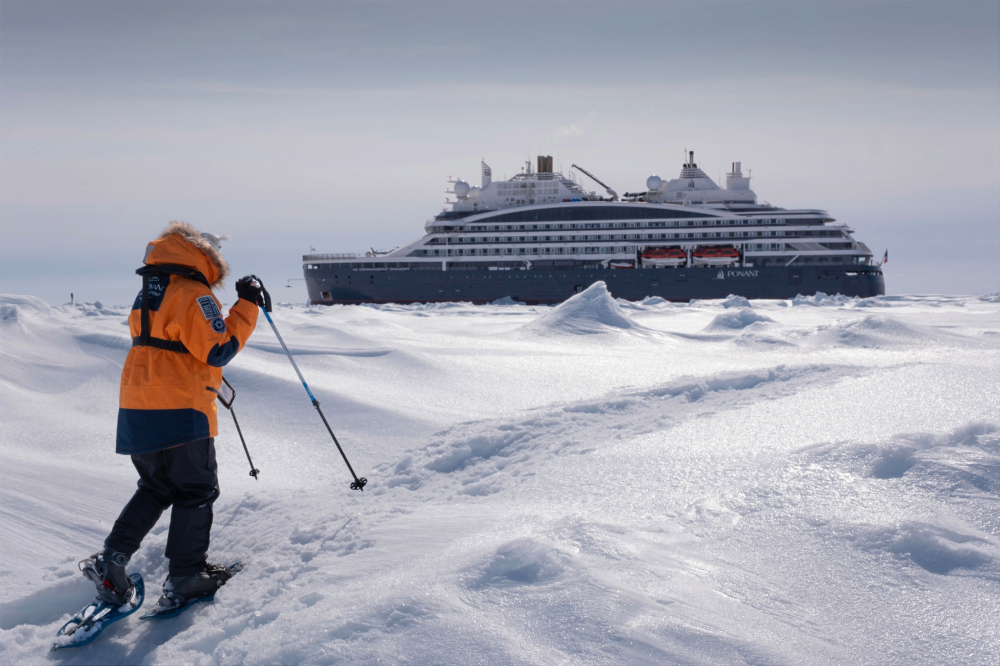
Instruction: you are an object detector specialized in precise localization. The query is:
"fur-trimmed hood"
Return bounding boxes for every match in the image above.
[143,221,230,288]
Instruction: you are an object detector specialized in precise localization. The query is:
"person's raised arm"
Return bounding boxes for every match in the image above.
[178,278,260,367]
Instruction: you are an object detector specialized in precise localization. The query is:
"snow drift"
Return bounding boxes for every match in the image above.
[704,307,774,331]
[517,281,638,335]
[1,294,54,321]
[808,314,954,348]
[1,293,999,666]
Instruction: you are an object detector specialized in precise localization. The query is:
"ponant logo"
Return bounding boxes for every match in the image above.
[726,270,760,278]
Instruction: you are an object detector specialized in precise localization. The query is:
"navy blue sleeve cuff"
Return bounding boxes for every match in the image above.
[206,336,241,367]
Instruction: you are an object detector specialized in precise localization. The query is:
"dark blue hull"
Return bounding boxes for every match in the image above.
[305,264,885,304]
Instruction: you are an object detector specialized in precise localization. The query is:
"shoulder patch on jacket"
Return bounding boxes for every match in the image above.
[210,316,227,333]
[197,295,222,319]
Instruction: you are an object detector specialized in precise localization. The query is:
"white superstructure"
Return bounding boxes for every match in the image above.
[305,151,876,272]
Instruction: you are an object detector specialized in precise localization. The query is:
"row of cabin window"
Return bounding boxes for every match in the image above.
[307,248,868,270]
[428,230,844,244]
[415,247,634,256]
[433,219,830,233]
[411,248,866,261]
[416,245,859,256]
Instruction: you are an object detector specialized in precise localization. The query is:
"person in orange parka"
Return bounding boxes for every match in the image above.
[79,221,263,614]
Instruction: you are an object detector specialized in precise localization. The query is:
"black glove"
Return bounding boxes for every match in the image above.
[235,276,262,305]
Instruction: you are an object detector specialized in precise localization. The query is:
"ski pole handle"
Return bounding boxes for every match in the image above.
[248,274,272,313]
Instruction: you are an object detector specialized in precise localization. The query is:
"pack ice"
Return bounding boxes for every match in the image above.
[1,286,999,665]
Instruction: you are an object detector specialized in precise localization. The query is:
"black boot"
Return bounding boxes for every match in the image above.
[151,563,232,613]
[80,549,135,606]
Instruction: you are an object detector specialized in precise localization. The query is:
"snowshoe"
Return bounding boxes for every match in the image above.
[141,562,244,619]
[52,573,144,651]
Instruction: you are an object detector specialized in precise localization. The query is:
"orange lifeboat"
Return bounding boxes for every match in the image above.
[692,246,740,266]
[641,247,687,267]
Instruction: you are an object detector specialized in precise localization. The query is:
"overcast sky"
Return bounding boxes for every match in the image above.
[2,1,998,305]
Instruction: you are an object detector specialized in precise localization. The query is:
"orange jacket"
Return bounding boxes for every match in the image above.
[117,223,259,454]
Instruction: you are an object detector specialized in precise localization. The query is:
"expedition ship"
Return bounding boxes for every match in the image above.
[303,152,885,304]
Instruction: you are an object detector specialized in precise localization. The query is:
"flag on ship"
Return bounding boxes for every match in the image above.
[882,249,888,264]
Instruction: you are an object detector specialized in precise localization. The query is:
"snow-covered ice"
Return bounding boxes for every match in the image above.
[1,286,998,665]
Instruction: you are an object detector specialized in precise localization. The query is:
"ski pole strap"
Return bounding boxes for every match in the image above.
[248,274,272,313]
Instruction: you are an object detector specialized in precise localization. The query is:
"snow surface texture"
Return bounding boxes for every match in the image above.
[1,285,999,665]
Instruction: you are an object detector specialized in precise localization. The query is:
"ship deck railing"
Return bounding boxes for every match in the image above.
[303,253,359,261]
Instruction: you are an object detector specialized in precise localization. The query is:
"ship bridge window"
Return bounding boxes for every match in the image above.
[433,211,478,221]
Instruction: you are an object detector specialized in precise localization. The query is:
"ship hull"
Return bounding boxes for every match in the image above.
[304,265,885,304]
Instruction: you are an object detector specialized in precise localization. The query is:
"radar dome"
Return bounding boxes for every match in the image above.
[468,186,482,198]
[454,180,470,197]
[646,175,663,191]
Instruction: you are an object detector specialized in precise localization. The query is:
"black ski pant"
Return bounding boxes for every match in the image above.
[105,438,219,577]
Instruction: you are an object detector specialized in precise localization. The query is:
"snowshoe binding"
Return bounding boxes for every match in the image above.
[142,562,243,619]
[80,549,136,606]
[52,553,144,651]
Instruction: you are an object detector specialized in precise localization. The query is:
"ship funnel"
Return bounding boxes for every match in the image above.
[481,160,492,188]
[537,155,553,173]
[726,161,750,190]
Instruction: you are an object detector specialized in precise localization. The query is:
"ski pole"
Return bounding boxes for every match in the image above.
[216,377,260,479]
[230,406,260,479]
[249,276,367,491]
